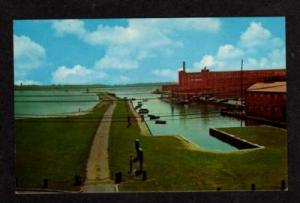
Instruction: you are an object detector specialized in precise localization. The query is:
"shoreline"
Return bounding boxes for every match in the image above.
[15,109,93,119]
[127,100,152,136]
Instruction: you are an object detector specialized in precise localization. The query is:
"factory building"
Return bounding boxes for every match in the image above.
[162,61,286,99]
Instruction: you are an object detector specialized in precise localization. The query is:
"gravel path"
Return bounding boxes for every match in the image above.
[81,96,117,193]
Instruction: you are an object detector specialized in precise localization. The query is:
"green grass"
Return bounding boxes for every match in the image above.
[15,96,112,190]
[109,101,288,191]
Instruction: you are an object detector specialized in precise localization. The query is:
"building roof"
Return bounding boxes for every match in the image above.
[247,81,286,93]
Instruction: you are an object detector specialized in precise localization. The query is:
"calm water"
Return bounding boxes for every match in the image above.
[110,86,244,152]
[15,86,246,152]
[14,90,98,117]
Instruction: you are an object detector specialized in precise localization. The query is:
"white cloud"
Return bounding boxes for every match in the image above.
[52,18,221,46]
[14,80,41,85]
[52,18,221,71]
[52,20,86,37]
[245,48,285,69]
[14,34,46,79]
[172,18,221,32]
[245,57,268,69]
[193,44,243,71]
[217,44,244,59]
[52,64,107,84]
[268,48,286,67]
[240,22,271,48]
[152,69,177,80]
[193,55,215,70]
[94,46,138,70]
[193,21,285,71]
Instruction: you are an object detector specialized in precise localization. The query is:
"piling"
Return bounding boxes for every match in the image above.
[251,184,256,191]
[128,155,133,174]
[281,180,286,190]
[142,171,147,181]
[42,179,48,189]
[134,139,140,162]
[74,175,81,186]
[115,172,122,184]
[139,147,144,172]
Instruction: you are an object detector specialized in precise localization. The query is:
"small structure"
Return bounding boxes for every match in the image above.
[245,81,286,122]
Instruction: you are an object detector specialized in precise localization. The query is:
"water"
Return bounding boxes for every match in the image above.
[14,90,98,117]
[15,86,245,152]
[110,86,244,152]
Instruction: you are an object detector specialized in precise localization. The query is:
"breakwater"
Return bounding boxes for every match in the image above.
[209,128,263,150]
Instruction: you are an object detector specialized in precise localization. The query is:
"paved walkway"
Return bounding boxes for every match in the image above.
[81,96,117,193]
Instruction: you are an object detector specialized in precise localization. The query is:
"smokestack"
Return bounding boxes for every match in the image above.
[183,61,186,72]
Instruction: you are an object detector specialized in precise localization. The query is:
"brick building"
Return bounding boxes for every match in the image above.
[245,82,286,121]
[162,61,286,99]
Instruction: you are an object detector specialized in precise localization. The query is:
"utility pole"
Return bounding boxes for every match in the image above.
[240,59,244,127]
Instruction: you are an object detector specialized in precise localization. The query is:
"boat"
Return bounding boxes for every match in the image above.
[134,103,142,110]
[155,120,167,124]
[138,108,149,114]
[148,114,160,120]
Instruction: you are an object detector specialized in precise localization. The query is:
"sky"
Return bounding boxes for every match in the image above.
[13,17,286,85]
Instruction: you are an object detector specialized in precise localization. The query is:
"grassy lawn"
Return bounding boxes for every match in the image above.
[109,100,287,191]
[15,95,112,190]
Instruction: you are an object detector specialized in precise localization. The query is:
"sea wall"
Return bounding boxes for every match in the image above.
[209,128,263,149]
[127,100,152,136]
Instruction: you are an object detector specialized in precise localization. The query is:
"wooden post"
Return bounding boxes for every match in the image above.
[16,178,18,187]
[217,187,221,191]
[281,180,286,190]
[74,175,81,186]
[139,147,144,172]
[43,179,48,189]
[141,114,144,122]
[142,171,147,181]
[134,139,140,162]
[115,172,122,184]
[128,155,133,174]
[251,184,255,191]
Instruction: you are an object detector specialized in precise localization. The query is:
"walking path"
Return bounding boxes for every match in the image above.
[127,100,152,136]
[81,96,117,193]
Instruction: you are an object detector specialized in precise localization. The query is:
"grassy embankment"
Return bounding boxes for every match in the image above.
[109,100,287,191]
[15,93,112,191]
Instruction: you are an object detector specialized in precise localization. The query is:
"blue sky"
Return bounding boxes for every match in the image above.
[13,17,285,85]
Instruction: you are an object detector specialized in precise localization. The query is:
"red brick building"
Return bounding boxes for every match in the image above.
[162,61,286,99]
[245,82,286,121]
